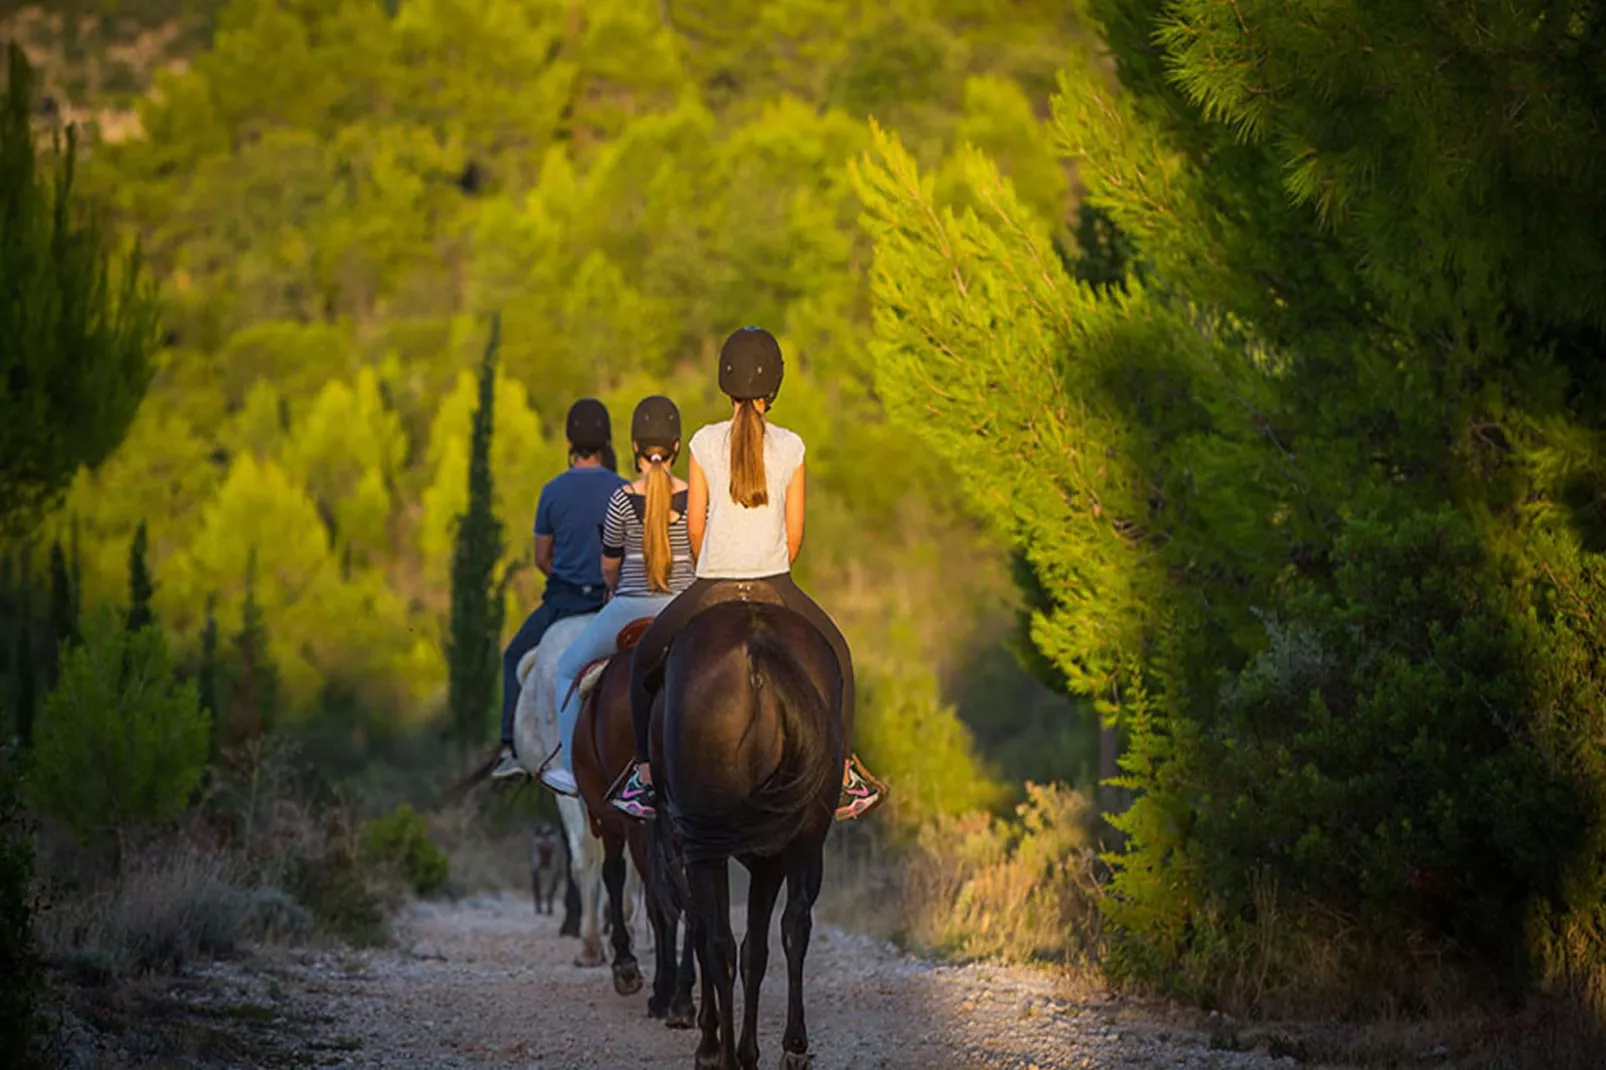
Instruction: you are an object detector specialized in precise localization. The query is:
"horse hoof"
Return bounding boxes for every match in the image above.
[665,1000,697,1030]
[778,1052,811,1070]
[647,995,668,1019]
[694,1049,723,1070]
[612,964,644,996]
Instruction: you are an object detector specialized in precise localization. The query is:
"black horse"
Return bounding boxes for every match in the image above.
[650,598,843,1070]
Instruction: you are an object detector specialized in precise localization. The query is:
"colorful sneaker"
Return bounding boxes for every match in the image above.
[609,766,657,820]
[491,746,527,780]
[835,755,886,821]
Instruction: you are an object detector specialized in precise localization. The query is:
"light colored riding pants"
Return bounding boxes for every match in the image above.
[552,592,677,775]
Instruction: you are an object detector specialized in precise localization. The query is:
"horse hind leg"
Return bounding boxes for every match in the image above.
[736,855,785,1070]
[602,832,643,995]
[689,860,736,1070]
[778,841,825,1070]
[667,908,698,1029]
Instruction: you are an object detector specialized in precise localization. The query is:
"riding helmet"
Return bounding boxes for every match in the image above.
[718,326,784,403]
[565,398,611,451]
[631,395,681,460]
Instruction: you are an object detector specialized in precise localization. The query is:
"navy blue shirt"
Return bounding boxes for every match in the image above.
[534,465,628,590]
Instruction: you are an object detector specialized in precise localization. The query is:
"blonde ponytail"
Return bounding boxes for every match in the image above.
[642,454,673,592]
[729,399,768,508]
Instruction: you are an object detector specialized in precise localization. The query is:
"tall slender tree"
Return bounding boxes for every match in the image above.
[228,549,277,745]
[446,313,505,756]
[45,539,75,689]
[11,546,33,748]
[126,520,155,634]
[198,593,219,761]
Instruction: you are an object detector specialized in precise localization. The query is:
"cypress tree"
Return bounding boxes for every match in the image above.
[12,546,33,748]
[126,520,154,634]
[229,549,277,745]
[44,539,73,690]
[447,313,505,756]
[198,593,219,760]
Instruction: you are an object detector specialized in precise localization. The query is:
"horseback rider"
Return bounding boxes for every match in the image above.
[609,326,884,821]
[491,398,628,780]
[537,396,699,797]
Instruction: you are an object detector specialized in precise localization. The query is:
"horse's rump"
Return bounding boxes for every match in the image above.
[658,601,842,866]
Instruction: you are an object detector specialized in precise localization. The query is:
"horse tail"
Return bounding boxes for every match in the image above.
[674,618,841,864]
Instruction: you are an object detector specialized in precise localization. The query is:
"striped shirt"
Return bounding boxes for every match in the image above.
[600,486,697,597]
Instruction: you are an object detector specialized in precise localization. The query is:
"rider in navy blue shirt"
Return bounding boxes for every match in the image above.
[492,399,628,779]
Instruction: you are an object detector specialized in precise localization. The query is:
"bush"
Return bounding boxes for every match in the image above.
[35,850,303,980]
[855,664,1007,834]
[358,803,449,898]
[29,607,209,855]
[903,782,1102,966]
[0,748,43,1062]
[1107,507,1604,1015]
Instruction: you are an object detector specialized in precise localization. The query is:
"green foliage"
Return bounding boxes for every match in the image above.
[0,750,43,1064]
[358,803,449,898]
[29,605,208,851]
[0,43,159,534]
[126,519,155,633]
[446,315,504,752]
[858,0,1606,1014]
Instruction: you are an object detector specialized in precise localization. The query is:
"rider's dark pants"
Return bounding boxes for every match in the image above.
[628,573,855,763]
[500,578,607,750]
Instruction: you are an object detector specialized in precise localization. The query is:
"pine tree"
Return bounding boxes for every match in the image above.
[228,549,278,745]
[12,546,33,749]
[44,539,74,691]
[198,593,219,761]
[126,521,155,634]
[0,44,159,535]
[446,314,505,756]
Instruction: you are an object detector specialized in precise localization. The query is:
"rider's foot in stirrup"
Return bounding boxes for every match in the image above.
[539,765,579,797]
[490,745,526,780]
[610,767,657,820]
[835,762,883,821]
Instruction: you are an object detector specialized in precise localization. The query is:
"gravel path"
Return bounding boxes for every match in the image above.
[175,892,1325,1069]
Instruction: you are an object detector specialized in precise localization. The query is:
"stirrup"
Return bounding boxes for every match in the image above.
[847,753,889,797]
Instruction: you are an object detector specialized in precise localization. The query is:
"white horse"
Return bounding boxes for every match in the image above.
[513,614,642,968]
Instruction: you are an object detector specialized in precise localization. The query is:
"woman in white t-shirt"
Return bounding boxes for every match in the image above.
[610,327,884,822]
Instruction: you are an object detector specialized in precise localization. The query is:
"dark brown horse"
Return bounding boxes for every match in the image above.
[571,623,697,1021]
[651,598,842,1070]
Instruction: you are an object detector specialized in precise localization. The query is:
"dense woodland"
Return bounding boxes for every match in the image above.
[3,0,1606,1059]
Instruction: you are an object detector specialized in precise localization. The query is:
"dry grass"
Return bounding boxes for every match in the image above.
[34,848,312,983]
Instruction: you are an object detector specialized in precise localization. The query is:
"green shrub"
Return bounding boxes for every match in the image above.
[1107,507,1603,1014]
[359,804,449,898]
[283,847,387,947]
[29,607,209,854]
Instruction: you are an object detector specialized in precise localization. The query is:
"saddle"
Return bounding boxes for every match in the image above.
[567,616,658,710]
[568,582,789,710]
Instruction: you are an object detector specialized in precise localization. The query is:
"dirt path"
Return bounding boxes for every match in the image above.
[145,892,1325,1070]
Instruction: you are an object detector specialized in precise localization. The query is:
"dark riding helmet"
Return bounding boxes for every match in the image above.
[631,395,681,461]
[565,398,611,452]
[718,326,784,405]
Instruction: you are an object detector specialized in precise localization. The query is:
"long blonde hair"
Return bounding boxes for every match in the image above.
[640,446,675,593]
[729,398,767,508]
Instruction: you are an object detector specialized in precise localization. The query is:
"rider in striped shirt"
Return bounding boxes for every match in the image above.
[539,396,695,797]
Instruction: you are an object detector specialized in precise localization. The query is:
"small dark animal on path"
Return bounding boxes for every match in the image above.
[530,820,566,915]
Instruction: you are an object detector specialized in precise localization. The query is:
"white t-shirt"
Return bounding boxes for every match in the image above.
[689,419,806,580]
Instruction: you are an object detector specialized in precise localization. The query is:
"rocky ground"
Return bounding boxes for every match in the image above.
[47,892,1347,1069]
